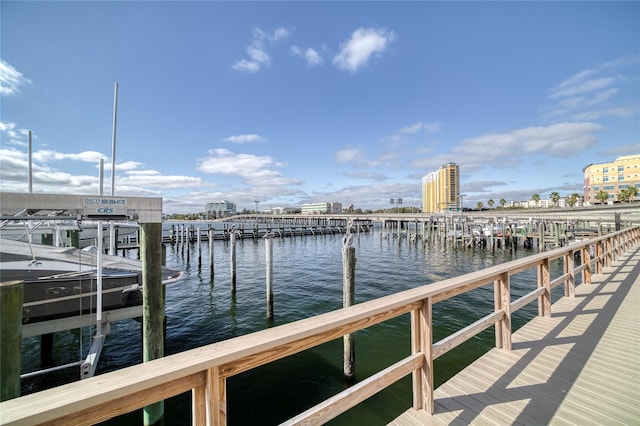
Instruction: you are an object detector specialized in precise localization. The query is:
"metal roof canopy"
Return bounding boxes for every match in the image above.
[0,192,162,224]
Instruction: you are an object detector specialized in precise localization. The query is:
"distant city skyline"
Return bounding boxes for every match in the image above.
[1,2,639,213]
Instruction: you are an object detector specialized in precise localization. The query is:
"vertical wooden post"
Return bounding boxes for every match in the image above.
[1,280,23,401]
[197,226,202,268]
[342,232,356,383]
[411,297,434,414]
[564,250,575,297]
[596,241,603,274]
[208,227,215,279]
[230,226,237,292]
[582,245,592,284]
[494,272,511,350]
[265,232,274,319]
[537,258,551,318]
[140,223,164,426]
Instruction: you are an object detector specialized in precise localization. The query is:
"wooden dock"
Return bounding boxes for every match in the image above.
[390,245,640,425]
[1,227,638,426]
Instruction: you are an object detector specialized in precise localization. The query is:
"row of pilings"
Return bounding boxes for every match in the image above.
[380,213,628,251]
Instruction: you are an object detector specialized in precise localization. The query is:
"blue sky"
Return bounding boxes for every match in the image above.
[1,1,639,213]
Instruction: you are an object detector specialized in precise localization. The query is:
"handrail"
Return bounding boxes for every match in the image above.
[1,226,639,425]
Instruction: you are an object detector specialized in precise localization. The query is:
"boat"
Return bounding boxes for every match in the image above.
[0,219,139,249]
[0,238,182,324]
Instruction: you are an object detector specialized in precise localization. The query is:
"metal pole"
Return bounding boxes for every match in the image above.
[28,131,33,193]
[110,82,118,196]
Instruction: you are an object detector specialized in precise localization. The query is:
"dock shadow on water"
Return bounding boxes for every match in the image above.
[20,225,569,425]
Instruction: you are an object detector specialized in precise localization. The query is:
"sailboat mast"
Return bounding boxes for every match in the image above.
[110,82,118,197]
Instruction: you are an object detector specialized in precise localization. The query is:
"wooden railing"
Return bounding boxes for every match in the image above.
[2,227,639,425]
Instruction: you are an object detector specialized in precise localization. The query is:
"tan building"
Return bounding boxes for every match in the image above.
[422,162,460,213]
[583,154,640,204]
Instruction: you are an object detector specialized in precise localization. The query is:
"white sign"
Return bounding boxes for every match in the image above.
[83,197,127,215]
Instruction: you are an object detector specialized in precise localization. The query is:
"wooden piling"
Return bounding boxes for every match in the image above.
[1,280,23,401]
[140,223,165,426]
[342,233,356,383]
[230,227,237,292]
[265,233,274,319]
[208,227,214,278]
[197,226,201,267]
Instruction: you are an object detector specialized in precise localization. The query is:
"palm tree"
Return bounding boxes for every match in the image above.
[488,199,495,209]
[568,193,579,207]
[618,189,630,202]
[596,190,609,205]
[477,201,484,210]
[532,193,540,208]
[628,186,638,202]
[499,198,506,209]
[550,191,560,207]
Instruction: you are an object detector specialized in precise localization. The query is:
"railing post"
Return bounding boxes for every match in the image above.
[210,367,226,425]
[537,258,551,317]
[411,297,434,414]
[494,272,511,350]
[596,241,604,274]
[582,245,592,284]
[192,382,207,426]
[564,250,575,297]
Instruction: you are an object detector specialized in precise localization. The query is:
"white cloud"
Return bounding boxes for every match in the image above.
[33,150,106,163]
[117,172,203,189]
[397,121,442,135]
[542,56,640,123]
[222,134,268,144]
[291,46,324,67]
[232,59,260,73]
[232,27,291,73]
[333,27,396,73]
[550,77,615,99]
[336,148,363,163]
[271,27,291,42]
[196,148,301,187]
[0,60,31,96]
[412,122,604,172]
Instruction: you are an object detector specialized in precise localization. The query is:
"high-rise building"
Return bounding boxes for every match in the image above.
[422,162,460,213]
[583,154,640,205]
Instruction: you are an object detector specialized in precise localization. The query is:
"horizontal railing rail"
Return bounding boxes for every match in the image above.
[1,226,638,425]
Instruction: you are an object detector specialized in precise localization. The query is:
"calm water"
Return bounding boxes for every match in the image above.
[20,223,570,425]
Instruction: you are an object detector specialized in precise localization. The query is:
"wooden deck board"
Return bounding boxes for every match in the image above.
[390,245,640,425]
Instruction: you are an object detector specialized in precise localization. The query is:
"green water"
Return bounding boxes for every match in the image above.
[21,227,570,425]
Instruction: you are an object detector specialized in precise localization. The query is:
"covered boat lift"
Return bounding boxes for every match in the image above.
[0,192,166,384]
